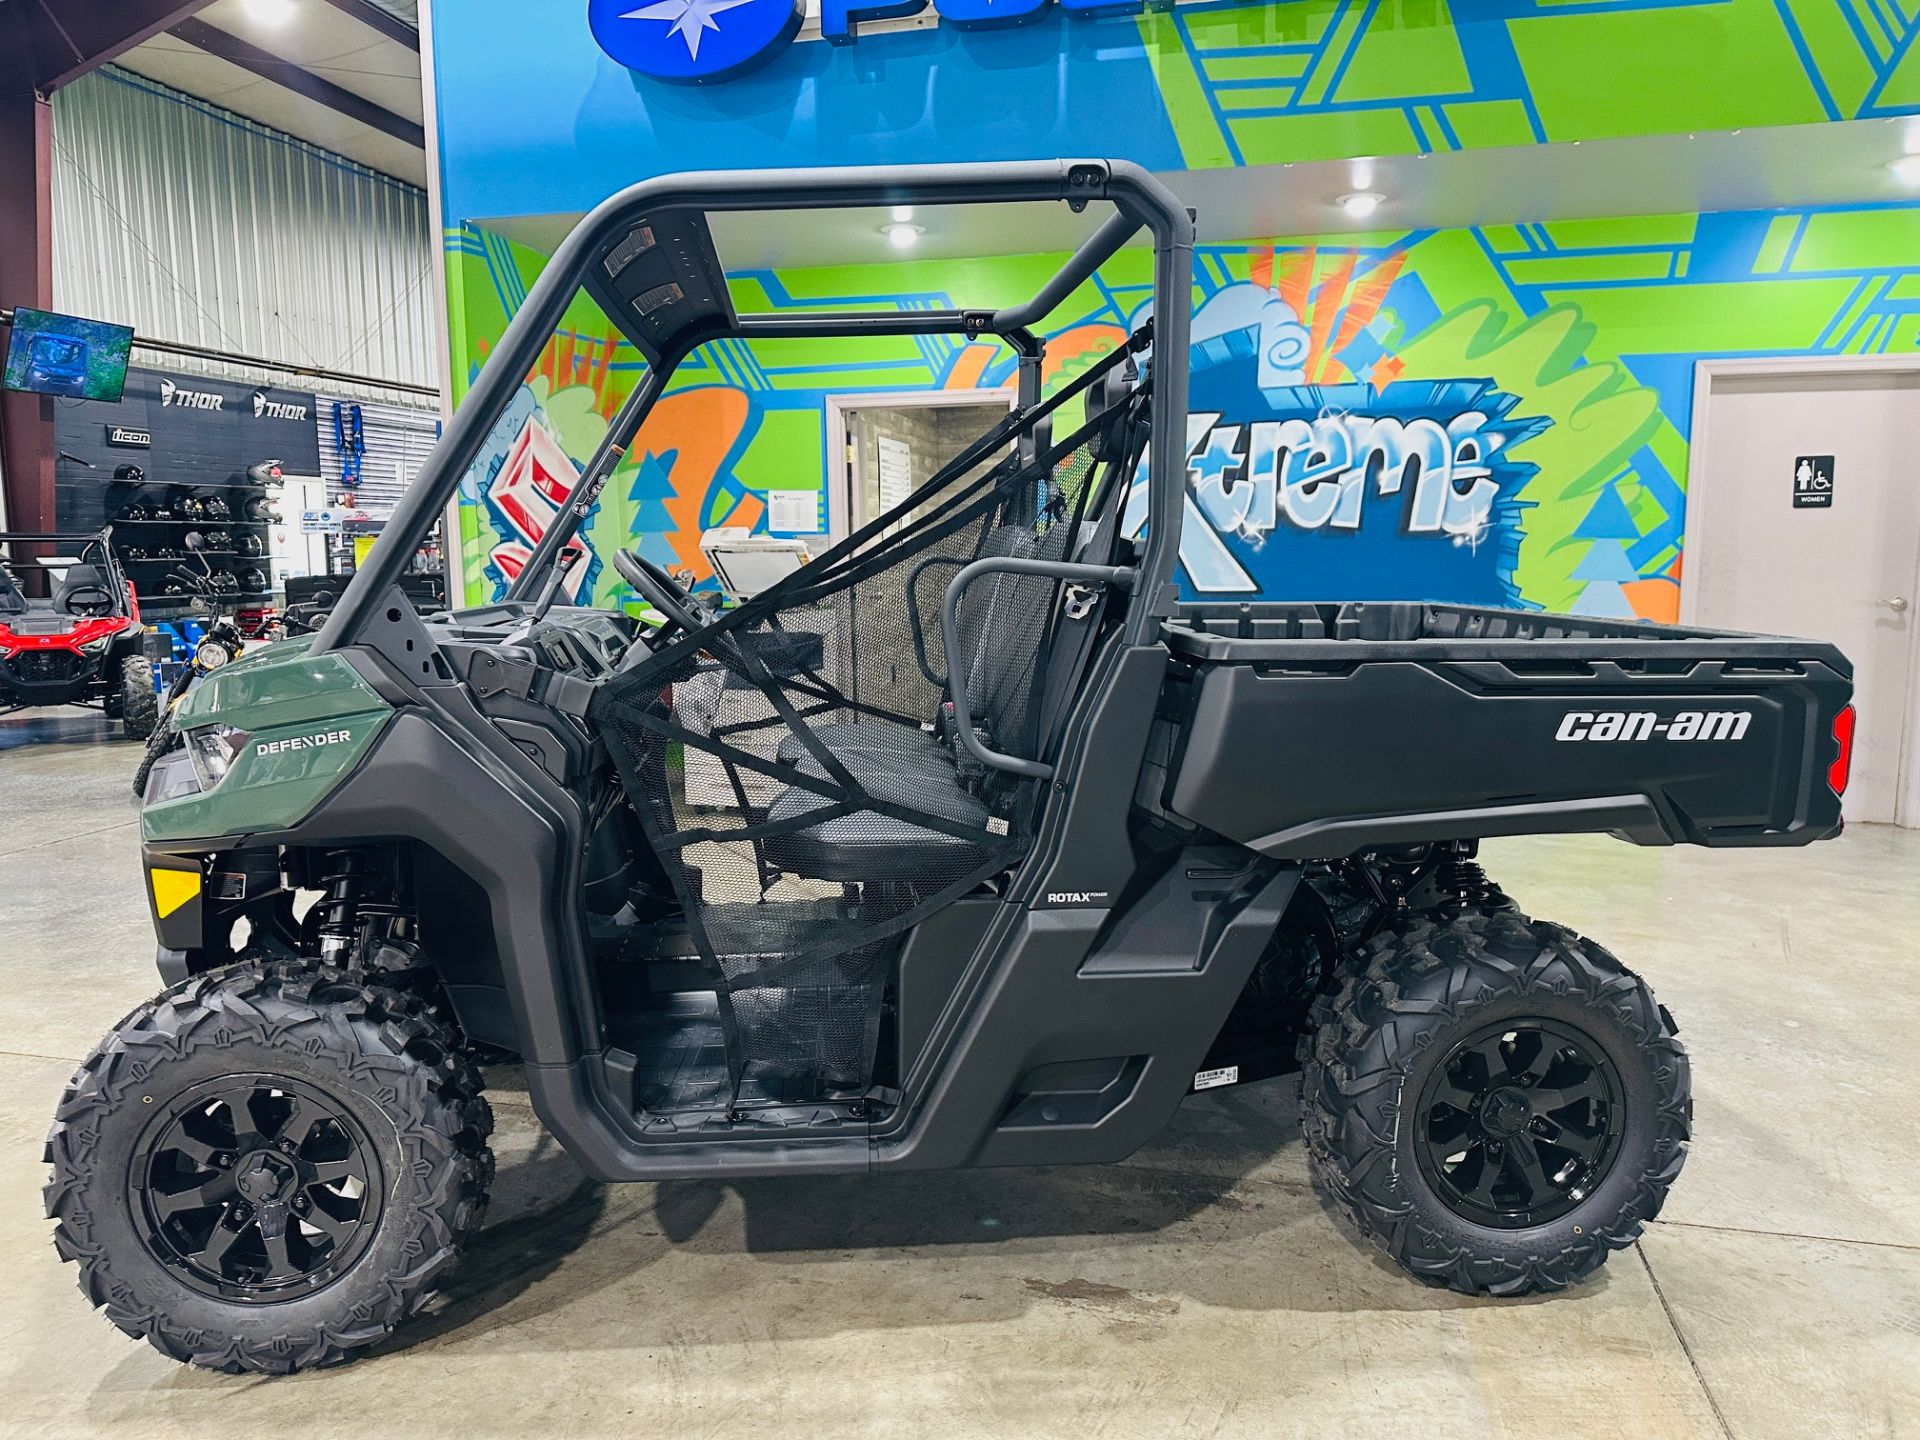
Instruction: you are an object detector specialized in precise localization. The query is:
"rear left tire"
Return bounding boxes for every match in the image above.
[1299,909,1690,1296]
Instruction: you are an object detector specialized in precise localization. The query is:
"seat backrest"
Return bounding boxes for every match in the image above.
[951,525,1036,749]
[0,567,25,616]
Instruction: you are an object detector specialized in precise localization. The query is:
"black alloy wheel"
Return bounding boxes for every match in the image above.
[1299,909,1690,1296]
[133,1074,382,1302]
[1413,1019,1625,1229]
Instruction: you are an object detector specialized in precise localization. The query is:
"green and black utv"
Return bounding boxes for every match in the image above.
[46,161,1854,1374]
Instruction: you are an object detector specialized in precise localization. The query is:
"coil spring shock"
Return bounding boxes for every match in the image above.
[315,849,368,963]
[1436,849,1510,912]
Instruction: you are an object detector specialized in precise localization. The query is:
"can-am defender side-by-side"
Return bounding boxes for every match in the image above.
[46,162,1854,1374]
[1,530,157,739]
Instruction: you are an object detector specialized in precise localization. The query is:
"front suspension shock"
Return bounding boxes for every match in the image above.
[314,849,367,964]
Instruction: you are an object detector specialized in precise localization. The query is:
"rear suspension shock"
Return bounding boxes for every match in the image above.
[1435,844,1510,912]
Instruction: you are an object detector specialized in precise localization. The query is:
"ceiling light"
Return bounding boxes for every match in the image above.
[1338,192,1384,219]
[243,0,297,24]
[883,222,923,250]
[890,205,914,223]
[1889,154,1920,185]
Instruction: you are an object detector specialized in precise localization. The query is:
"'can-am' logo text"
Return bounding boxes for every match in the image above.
[1555,710,1753,742]
[159,378,223,410]
[254,729,352,758]
[252,390,309,421]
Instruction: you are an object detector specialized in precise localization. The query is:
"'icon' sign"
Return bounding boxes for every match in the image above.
[587,0,804,81]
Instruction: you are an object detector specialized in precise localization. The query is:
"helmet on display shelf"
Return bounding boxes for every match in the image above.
[236,567,267,594]
[211,570,239,593]
[203,494,231,520]
[207,530,233,552]
[236,533,265,557]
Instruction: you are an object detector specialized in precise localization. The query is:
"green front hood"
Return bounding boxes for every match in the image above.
[144,639,394,843]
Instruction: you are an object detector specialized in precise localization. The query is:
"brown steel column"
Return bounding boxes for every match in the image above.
[0,0,216,532]
[0,81,55,534]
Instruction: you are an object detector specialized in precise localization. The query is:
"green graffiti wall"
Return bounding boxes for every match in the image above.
[432,0,1920,219]
[1139,0,1920,170]
[448,200,1920,619]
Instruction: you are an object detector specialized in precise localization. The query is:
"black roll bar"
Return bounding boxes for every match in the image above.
[314,158,1193,656]
[991,209,1140,332]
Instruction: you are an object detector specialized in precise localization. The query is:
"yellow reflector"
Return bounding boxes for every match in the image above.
[150,868,200,919]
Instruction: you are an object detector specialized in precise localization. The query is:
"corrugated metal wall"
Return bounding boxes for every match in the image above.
[49,68,437,405]
[314,395,443,514]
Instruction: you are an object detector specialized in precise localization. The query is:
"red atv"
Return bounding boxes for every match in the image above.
[0,530,157,739]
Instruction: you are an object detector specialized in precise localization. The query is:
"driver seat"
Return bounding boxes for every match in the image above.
[0,567,26,617]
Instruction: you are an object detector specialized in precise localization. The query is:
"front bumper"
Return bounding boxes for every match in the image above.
[0,648,105,705]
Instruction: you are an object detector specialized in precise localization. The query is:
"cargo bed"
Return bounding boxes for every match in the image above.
[1156,601,1854,857]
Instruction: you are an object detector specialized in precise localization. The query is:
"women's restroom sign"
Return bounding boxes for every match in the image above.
[1793,455,1835,509]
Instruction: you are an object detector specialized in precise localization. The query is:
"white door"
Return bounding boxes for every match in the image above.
[1687,366,1920,824]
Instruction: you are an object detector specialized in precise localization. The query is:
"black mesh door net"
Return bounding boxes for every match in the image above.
[592,341,1149,1111]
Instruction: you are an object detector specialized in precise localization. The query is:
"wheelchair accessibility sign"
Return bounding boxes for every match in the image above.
[1793,456,1834,509]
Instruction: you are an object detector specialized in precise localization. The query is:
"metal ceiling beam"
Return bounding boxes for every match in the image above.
[318,0,419,52]
[172,16,425,149]
[23,0,218,93]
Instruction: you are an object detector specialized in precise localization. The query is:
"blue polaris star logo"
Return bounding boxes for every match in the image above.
[588,0,804,82]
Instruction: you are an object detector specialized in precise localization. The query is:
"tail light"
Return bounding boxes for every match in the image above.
[1827,705,1856,797]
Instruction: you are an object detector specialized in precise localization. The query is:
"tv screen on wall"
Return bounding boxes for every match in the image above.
[2,308,134,403]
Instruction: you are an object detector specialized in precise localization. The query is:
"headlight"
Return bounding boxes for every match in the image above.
[80,634,114,655]
[186,724,251,791]
[194,639,231,670]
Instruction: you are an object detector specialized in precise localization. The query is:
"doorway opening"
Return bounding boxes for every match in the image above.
[824,391,1018,545]
[1684,357,1920,826]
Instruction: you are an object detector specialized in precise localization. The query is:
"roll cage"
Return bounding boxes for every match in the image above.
[312,158,1194,652]
[0,531,130,611]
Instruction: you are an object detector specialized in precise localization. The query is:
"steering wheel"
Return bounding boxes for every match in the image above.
[614,548,703,636]
[63,586,114,617]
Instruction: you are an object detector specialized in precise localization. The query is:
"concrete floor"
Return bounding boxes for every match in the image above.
[1,710,1916,1440]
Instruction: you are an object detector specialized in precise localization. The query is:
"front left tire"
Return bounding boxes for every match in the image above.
[45,962,493,1373]
[118,654,158,741]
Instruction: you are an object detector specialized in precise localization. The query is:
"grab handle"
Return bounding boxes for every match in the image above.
[941,557,1134,780]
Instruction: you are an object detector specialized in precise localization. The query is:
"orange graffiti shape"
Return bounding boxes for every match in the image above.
[640,387,753,582]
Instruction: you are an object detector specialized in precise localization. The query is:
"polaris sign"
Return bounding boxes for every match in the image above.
[588,0,1140,82]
